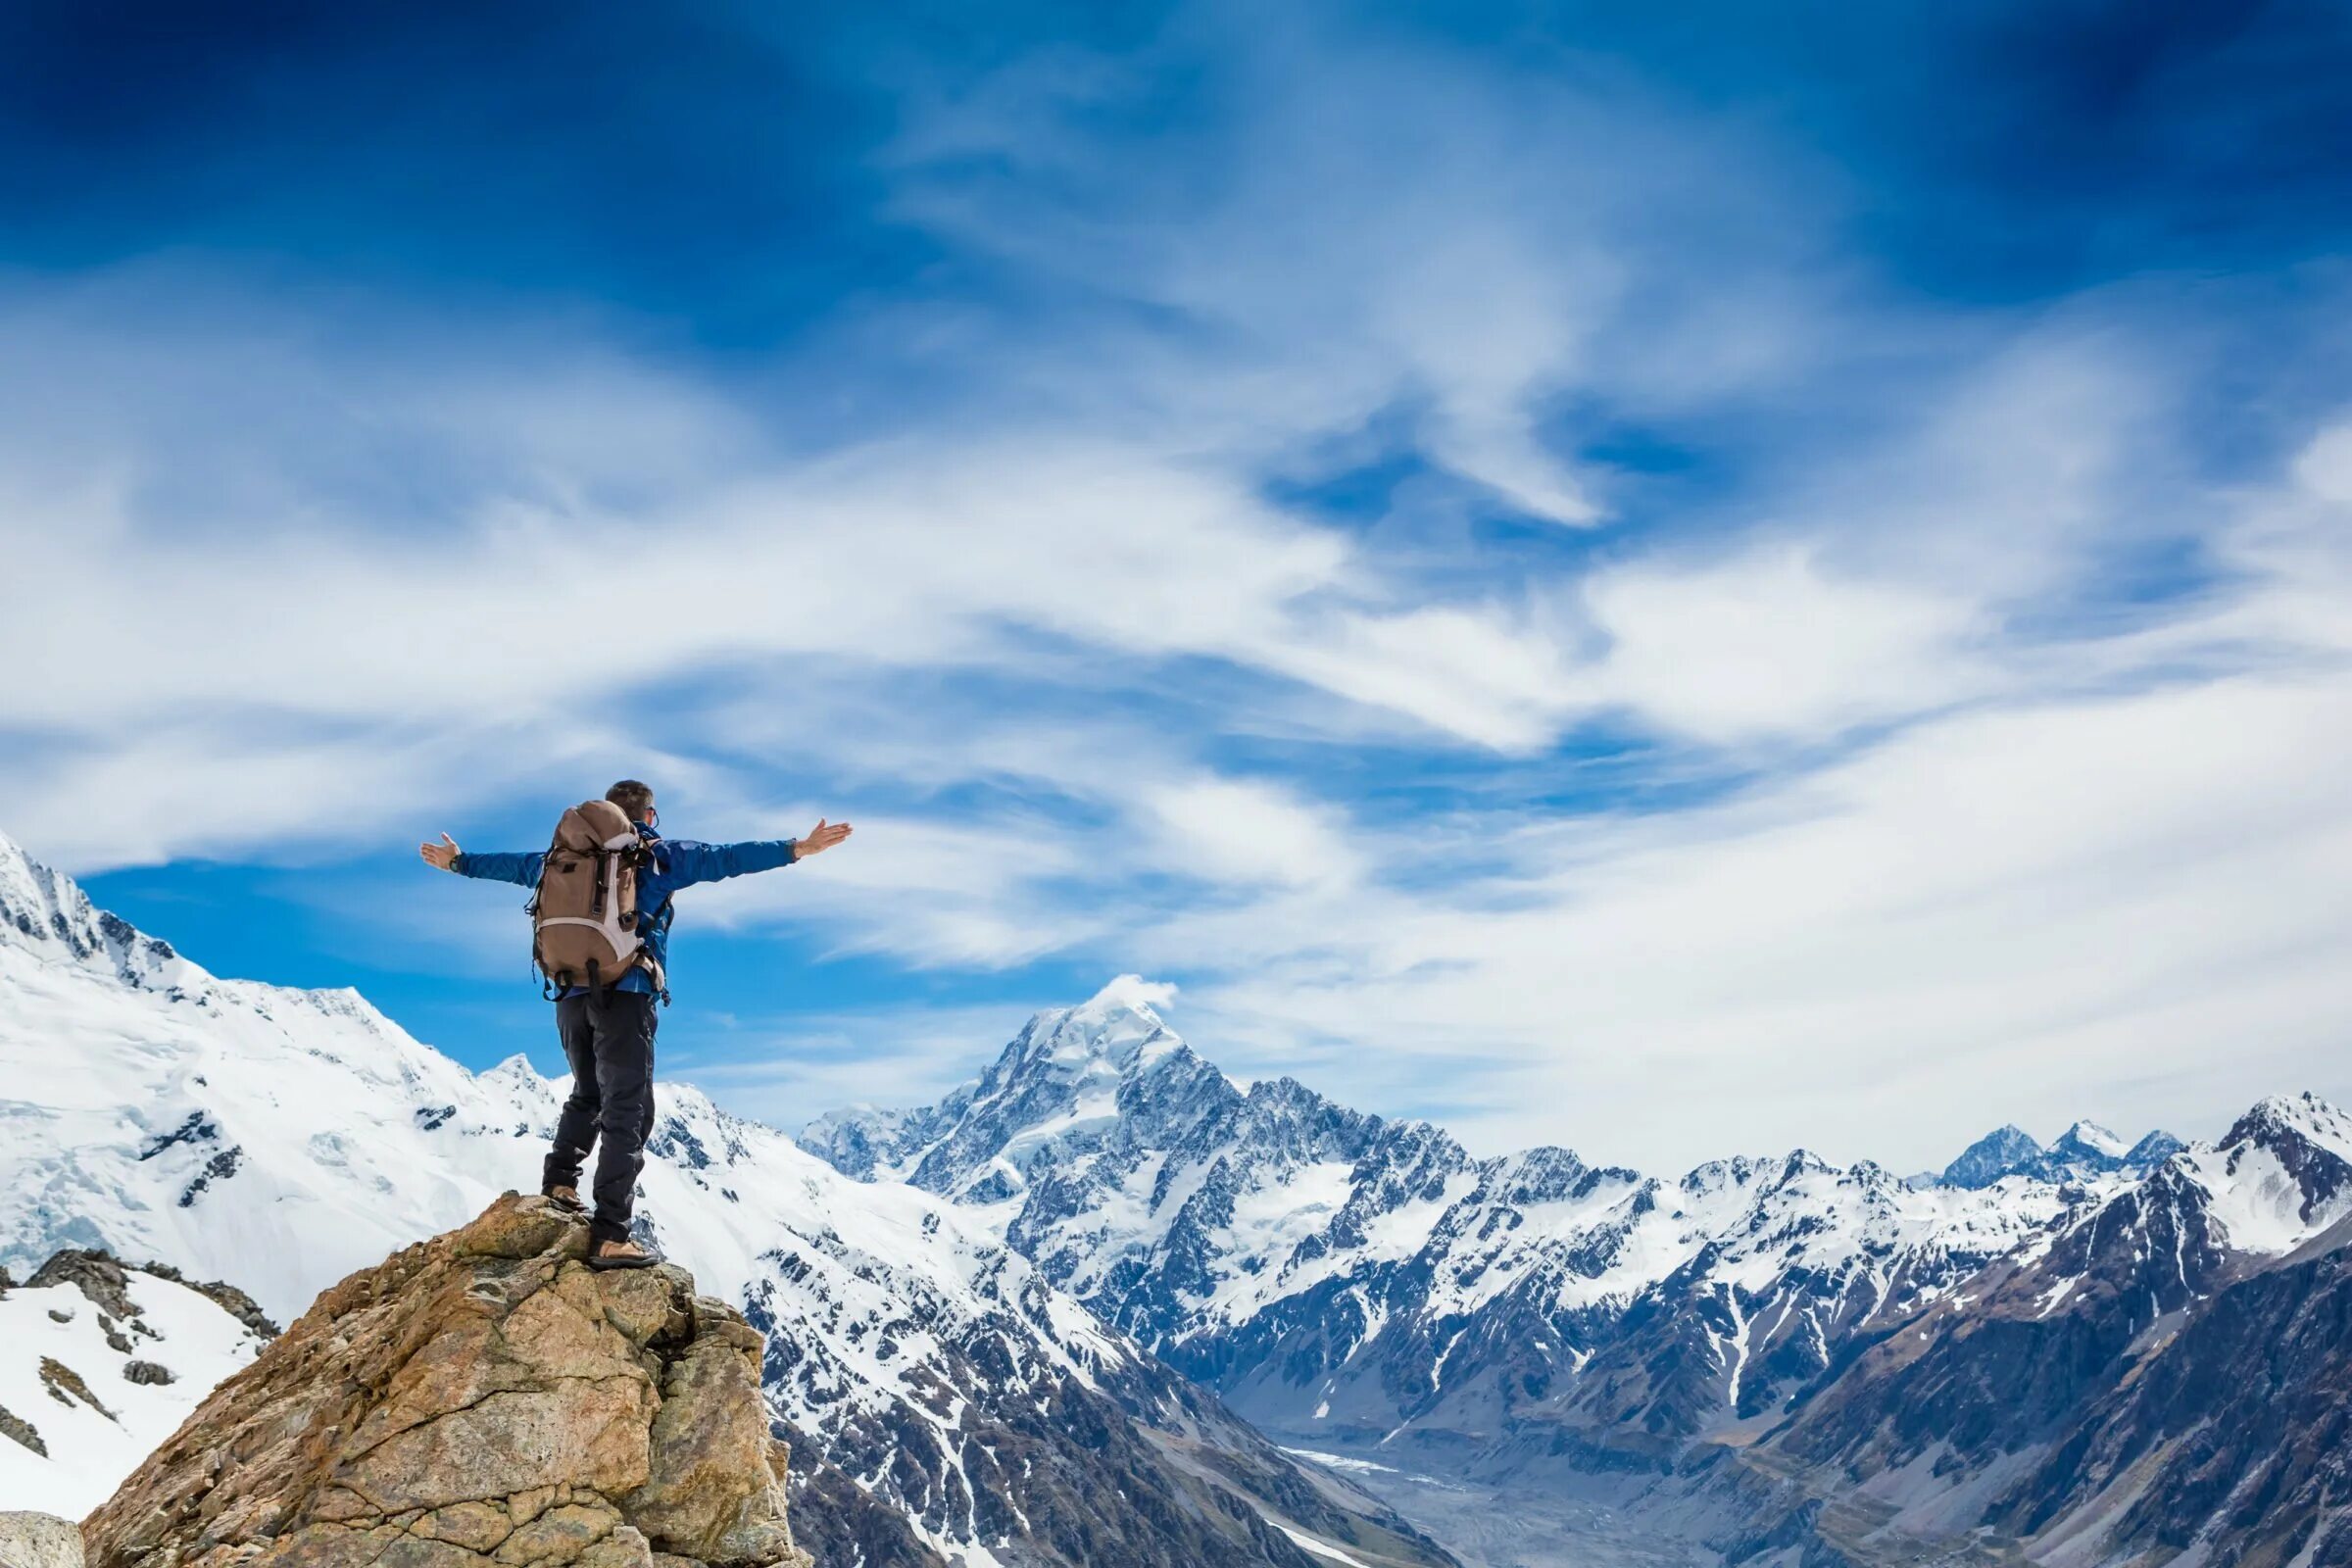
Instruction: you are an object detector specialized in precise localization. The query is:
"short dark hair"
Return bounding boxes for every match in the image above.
[606,779,657,822]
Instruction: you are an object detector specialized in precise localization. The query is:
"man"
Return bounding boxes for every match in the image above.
[420,780,852,1269]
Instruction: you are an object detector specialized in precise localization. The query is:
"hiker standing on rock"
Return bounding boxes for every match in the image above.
[419,780,851,1270]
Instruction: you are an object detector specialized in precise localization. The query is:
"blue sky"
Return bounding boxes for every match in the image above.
[6,0,2352,1171]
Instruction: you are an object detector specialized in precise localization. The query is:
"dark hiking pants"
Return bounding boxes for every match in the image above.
[545,990,659,1245]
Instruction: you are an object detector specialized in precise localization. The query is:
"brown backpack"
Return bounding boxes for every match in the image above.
[531,801,664,994]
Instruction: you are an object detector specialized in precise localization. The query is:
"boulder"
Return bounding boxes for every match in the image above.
[82,1194,812,1568]
[0,1511,85,1568]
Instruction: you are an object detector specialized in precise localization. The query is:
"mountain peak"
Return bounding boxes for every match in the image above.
[0,830,206,991]
[1008,973,1187,1081]
[1078,971,1178,1020]
[1041,972,1178,1047]
[2225,1092,2352,1159]
[1939,1117,2187,1190]
[2055,1119,2129,1159]
[1939,1124,2046,1189]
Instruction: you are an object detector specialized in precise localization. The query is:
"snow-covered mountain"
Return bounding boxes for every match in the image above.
[808,982,2352,1564]
[804,983,2137,1454]
[0,831,1450,1568]
[1937,1118,2184,1189]
[1745,1089,2352,1566]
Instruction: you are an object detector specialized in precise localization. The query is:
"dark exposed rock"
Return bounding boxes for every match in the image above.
[0,1402,47,1456]
[27,1249,139,1321]
[122,1359,175,1386]
[175,1144,244,1206]
[133,1258,282,1339]
[780,1458,939,1568]
[136,1111,220,1161]
[24,1247,282,1345]
[39,1356,114,1418]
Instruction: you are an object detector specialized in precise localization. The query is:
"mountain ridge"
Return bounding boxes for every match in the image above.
[801,980,2193,1449]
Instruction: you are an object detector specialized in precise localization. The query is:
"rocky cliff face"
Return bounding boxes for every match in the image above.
[84,1193,810,1568]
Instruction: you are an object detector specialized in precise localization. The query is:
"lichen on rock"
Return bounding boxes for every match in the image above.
[82,1194,813,1568]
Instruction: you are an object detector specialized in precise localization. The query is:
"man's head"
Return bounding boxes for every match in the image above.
[607,779,658,827]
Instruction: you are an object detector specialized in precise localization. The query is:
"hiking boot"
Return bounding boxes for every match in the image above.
[587,1238,660,1272]
[544,1186,585,1214]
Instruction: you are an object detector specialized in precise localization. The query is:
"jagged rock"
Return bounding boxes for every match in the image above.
[22,1249,282,1343]
[0,1402,47,1455]
[133,1259,282,1340]
[27,1250,140,1321]
[122,1359,174,1386]
[83,1193,813,1568]
[0,1511,85,1568]
[40,1356,114,1418]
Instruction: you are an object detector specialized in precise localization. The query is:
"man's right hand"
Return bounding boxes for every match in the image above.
[419,833,462,872]
[796,819,854,858]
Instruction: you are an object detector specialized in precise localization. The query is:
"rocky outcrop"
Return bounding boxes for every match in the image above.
[83,1194,811,1568]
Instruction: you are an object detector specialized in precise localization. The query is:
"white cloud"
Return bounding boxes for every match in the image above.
[8,12,2352,1183]
[2292,422,2352,505]
[685,809,1102,969]
[1138,777,1362,890]
[1573,544,1989,743]
[1161,664,2352,1173]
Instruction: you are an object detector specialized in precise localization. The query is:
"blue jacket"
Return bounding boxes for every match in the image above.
[456,822,798,997]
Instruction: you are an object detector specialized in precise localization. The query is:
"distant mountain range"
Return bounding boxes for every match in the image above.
[806,977,2352,1567]
[0,831,1450,1568]
[1935,1118,2184,1189]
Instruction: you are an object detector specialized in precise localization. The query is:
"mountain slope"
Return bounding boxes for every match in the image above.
[1721,1092,2352,1566]
[0,831,1450,1568]
[0,1251,271,1517]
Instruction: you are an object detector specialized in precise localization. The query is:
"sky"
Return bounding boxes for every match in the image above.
[4,0,2351,1174]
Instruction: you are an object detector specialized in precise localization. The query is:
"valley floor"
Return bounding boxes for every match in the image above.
[1278,1443,1706,1568]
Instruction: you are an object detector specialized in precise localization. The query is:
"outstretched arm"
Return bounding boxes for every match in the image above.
[660,819,853,889]
[418,834,544,886]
